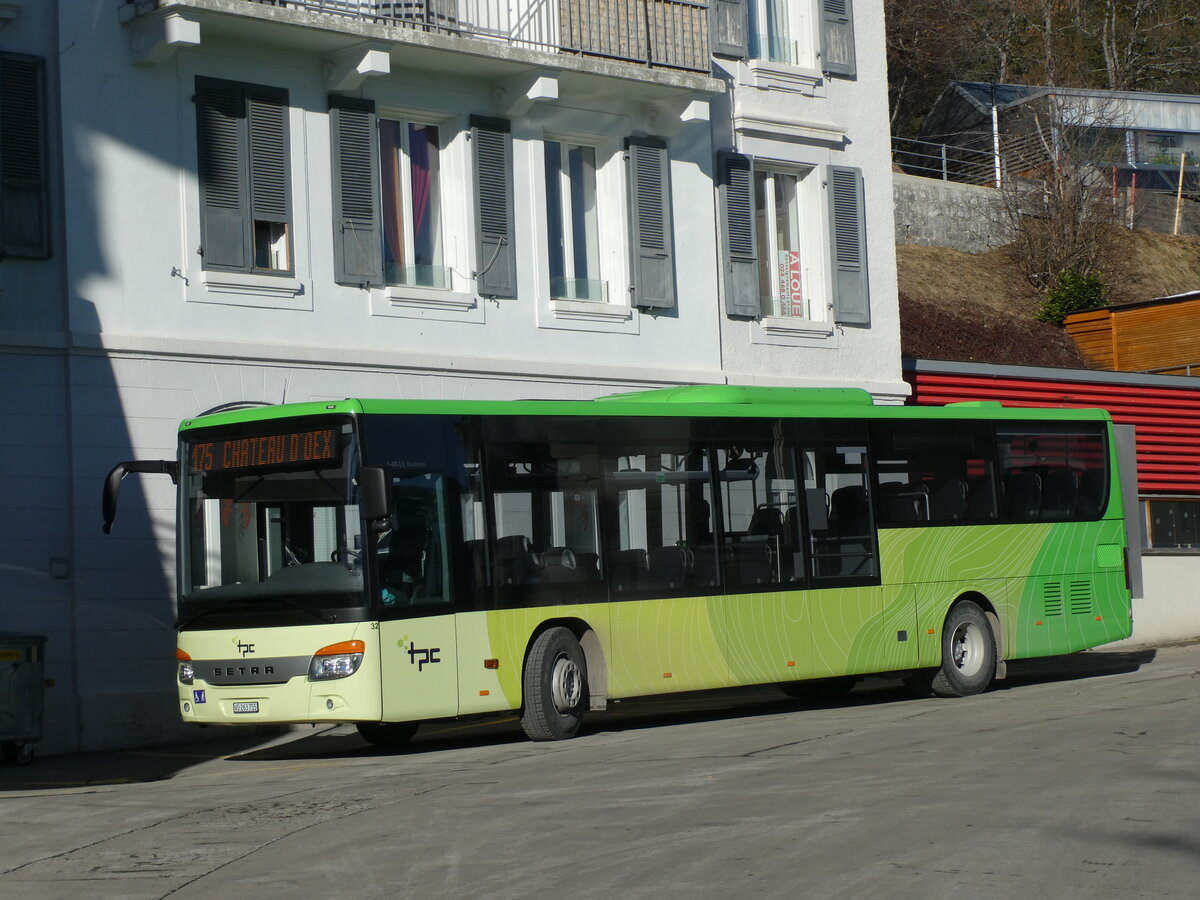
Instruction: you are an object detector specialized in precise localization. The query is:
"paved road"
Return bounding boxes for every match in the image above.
[2,642,1198,899]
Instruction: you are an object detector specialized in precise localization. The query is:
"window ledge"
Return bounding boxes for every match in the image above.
[733,111,846,146]
[549,298,634,323]
[383,285,476,312]
[746,59,822,93]
[371,285,483,323]
[759,316,834,338]
[752,315,837,348]
[195,271,308,309]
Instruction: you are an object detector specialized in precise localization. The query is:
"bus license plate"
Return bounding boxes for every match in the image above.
[232,701,259,714]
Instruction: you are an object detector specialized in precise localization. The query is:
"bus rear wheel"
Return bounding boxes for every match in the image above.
[356,721,418,748]
[521,627,588,741]
[928,601,996,698]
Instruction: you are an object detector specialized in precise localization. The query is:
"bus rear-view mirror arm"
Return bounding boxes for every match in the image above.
[102,460,179,534]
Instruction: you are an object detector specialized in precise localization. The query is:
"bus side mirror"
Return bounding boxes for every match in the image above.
[102,459,179,534]
[360,466,391,531]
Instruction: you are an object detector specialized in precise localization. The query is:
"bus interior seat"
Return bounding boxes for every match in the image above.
[1076,468,1106,517]
[827,485,874,577]
[645,545,693,590]
[748,506,784,536]
[463,538,488,589]
[538,546,579,583]
[574,551,602,581]
[881,481,929,523]
[1005,471,1043,520]
[929,478,968,521]
[805,488,829,532]
[494,534,538,585]
[967,478,998,519]
[830,485,870,535]
[1041,469,1079,518]
[688,544,720,588]
[610,548,649,592]
[725,540,774,585]
[784,505,801,543]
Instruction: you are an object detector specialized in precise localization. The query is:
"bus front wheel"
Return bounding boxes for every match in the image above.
[928,601,997,698]
[521,627,588,741]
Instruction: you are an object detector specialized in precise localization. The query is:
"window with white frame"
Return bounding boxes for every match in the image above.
[753,165,820,320]
[379,118,446,290]
[544,139,605,302]
[748,0,810,66]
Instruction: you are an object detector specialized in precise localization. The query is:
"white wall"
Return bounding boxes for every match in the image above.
[1107,555,1200,648]
[709,0,905,401]
[7,0,907,754]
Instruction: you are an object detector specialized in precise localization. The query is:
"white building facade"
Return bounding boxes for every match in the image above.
[0,0,902,754]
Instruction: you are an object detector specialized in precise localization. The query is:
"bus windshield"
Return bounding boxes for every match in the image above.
[179,418,369,628]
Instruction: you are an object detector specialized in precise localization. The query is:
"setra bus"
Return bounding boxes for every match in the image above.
[102,385,1137,745]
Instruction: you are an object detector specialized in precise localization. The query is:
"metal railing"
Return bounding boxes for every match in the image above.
[892,137,998,187]
[242,0,711,72]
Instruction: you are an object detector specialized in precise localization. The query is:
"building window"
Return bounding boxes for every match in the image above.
[754,166,819,319]
[545,140,604,302]
[749,0,808,65]
[1145,498,1200,550]
[0,52,50,259]
[196,77,292,274]
[379,119,447,289]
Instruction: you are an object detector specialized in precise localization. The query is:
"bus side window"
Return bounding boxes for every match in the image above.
[996,424,1108,522]
[380,476,451,606]
[806,445,877,582]
[600,421,717,598]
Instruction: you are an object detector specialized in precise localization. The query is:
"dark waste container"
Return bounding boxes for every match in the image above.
[0,633,47,764]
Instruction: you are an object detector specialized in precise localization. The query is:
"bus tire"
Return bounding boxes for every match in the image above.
[930,601,996,698]
[356,721,418,748]
[521,627,587,741]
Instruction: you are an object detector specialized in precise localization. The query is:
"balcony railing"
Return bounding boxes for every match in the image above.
[242,0,711,72]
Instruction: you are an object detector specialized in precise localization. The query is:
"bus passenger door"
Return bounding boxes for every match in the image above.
[713,436,812,687]
[801,444,883,680]
[377,471,459,723]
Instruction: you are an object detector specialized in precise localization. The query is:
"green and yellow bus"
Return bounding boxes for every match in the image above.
[103,385,1136,745]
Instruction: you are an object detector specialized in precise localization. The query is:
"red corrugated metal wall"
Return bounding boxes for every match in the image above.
[906,370,1200,495]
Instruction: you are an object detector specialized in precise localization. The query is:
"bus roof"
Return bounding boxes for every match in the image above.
[178,387,1112,432]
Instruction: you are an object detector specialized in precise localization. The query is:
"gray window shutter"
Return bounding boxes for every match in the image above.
[247,88,290,234]
[196,77,249,270]
[717,151,759,318]
[0,52,50,259]
[711,0,748,60]
[471,116,516,299]
[329,96,382,287]
[828,165,869,325]
[820,0,857,77]
[626,137,675,309]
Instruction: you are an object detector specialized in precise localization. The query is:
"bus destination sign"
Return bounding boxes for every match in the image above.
[189,427,339,474]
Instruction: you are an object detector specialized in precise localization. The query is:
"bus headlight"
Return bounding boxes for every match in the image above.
[309,640,365,680]
[177,648,194,685]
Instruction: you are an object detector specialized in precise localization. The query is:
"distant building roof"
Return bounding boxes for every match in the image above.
[933,81,1200,135]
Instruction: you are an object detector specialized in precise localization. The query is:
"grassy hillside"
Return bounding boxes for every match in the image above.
[898,229,1200,368]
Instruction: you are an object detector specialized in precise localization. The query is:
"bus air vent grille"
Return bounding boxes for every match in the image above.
[1068,580,1093,615]
[1042,582,1064,617]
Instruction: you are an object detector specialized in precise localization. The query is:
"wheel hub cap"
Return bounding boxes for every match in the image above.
[952,622,985,677]
[550,656,582,713]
